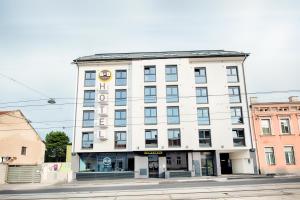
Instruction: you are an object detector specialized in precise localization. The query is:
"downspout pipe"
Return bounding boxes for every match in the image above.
[241,54,259,174]
[72,60,80,153]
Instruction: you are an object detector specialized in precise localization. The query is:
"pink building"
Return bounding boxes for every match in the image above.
[251,96,300,175]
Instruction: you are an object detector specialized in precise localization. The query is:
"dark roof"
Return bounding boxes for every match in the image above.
[73,50,249,62]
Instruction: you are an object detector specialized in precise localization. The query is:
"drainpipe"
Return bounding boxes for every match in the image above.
[72,61,80,153]
[241,54,259,174]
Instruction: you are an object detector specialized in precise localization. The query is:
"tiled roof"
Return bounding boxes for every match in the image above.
[73,50,249,62]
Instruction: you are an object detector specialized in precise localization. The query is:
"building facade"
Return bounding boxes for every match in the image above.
[72,50,256,179]
[251,96,300,175]
[0,110,45,165]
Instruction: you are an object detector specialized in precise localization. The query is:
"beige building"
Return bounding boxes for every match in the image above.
[0,110,45,165]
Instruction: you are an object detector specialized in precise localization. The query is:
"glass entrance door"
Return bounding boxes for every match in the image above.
[148,155,159,178]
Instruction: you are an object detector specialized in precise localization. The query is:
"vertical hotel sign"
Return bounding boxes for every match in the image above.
[95,70,112,141]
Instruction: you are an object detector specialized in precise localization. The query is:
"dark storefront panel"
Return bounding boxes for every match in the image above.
[79,152,134,172]
[166,152,188,171]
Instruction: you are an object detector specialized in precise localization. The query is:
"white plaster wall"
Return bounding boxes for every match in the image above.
[159,156,166,177]
[134,155,148,178]
[74,61,131,153]
[0,164,7,184]
[230,150,254,174]
[73,57,252,160]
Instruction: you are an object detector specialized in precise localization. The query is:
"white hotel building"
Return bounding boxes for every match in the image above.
[72,50,256,179]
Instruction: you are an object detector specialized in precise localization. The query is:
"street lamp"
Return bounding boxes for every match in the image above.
[48,98,56,104]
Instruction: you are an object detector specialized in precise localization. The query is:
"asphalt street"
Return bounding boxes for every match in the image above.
[1,177,300,195]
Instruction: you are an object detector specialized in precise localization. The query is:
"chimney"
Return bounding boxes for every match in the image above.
[288,96,299,102]
[250,97,258,104]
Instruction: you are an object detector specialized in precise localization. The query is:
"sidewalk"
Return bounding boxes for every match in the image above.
[0,174,286,191]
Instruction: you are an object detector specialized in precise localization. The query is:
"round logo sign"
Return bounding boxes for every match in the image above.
[103,157,112,166]
[99,70,112,82]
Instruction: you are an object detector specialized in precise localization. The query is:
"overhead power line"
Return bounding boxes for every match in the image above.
[0,116,254,132]
[0,89,299,109]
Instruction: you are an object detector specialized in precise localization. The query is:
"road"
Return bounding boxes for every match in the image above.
[0,177,300,199]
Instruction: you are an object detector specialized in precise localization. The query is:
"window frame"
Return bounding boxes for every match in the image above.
[115,70,127,86]
[232,129,245,147]
[166,85,179,103]
[21,146,27,155]
[284,146,295,165]
[144,107,157,125]
[83,90,95,107]
[199,129,212,147]
[230,107,243,124]
[196,87,208,104]
[197,107,210,125]
[265,147,276,165]
[115,89,127,106]
[144,66,156,82]
[228,86,241,103]
[167,106,180,124]
[168,129,181,147]
[226,66,239,83]
[84,70,96,87]
[194,67,207,84]
[82,132,94,149]
[144,86,157,103]
[114,109,127,127]
[165,65,178,82]
[145,129,158,148]
[260,118,272,135]
[280,118,291,134]
[114,131,127,149]
[82,110,94,128]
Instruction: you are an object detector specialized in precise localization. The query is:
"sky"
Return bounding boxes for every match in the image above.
[0,0,300,140]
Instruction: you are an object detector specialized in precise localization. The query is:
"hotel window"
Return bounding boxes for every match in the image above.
[144,86,157,103]
[226,66,239,83]
[194,67,207,84]
[231,107,243,124]
[167,157,171,165]
[228,86,241,103]
[115,89,127,106]
[21,146,27,155]
[145,129,158,148]
[280,118,291,134]
[265,147,275,165]
[166,85,179,103]
[115,131,126,149]
[196,87,208,104]
[114,110,126,127]
[144,66,156,82]
[261,119,271,135]
[168,129,181,147]
[82,132,93,149]
[115,70,127,86]
[197,108,210,125]
[84,71,96,87]
[165,65,178,82]
[284,146,295,165]
[83,110,94,128]
[167,106,180,124]
[232,129,245,147]
[199,129,211,147]
[83,90,95,107]
[176,156,182,165]
[144,107,157,125]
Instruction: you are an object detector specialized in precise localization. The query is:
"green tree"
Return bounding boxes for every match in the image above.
[45,131,69,162]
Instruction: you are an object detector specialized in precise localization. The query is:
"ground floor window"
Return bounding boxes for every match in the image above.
[166,152,188,171]
[79,153,134,172]
[284,146,295,165]
[201,152,214,176]
[265,147,275,165]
